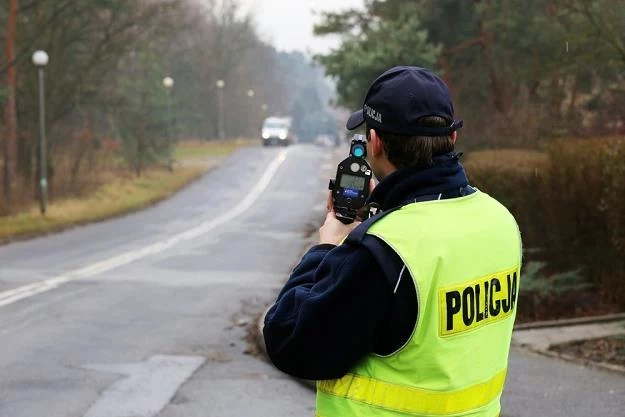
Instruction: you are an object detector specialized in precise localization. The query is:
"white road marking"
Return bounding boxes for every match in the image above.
[0,150,289,309]
[83,355,205,417]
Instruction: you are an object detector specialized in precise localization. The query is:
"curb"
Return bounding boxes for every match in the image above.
[517,344,625,376]
[513,315,625,374]
[514,312,625,331]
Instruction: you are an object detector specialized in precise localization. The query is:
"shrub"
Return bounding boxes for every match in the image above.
[464,139,625,311]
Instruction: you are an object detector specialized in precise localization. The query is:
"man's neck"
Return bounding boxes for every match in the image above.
[368,153,468,210]
[373,162,397,182]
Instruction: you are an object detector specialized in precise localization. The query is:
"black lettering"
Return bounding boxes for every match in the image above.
[446,291,462,331]
[475,284,484,322]
[489,278,501,316]
[502,274,512,313]
[510,272,518,311]
[462,287,475,326]
[484,281,489,319]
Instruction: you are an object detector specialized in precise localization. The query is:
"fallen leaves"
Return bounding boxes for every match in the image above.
[550,335,625,367]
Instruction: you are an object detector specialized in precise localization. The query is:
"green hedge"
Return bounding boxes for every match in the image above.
[464,139,625,310]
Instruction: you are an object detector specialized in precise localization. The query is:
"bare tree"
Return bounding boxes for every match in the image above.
[2,0,18,211]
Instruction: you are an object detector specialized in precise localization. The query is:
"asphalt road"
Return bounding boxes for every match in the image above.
[0,144,623,417]
[0,144,332,417]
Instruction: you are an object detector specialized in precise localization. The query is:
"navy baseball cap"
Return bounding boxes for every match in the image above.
[346,66,463,136]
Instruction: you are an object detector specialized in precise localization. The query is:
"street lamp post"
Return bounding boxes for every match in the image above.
[246,89,255,136]
[216,80,225,140]
[163,76,175,172]
[33,50,49,215]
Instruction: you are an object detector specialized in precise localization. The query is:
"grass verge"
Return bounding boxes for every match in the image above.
[0,167,205,242]
[175,138,257,161]
[0,139,254,243]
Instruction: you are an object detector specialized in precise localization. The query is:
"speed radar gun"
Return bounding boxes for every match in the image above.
[328,134,373,224]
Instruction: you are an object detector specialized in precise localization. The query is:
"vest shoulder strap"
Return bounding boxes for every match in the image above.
[345,209,404,290]
[360,234,404,290]
[344,206,400,244]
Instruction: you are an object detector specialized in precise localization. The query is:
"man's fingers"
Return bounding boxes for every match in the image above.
[326,191,334,212]
[321,211,334,227]
[369,179,375,193]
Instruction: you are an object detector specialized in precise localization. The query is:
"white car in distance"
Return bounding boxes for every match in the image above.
[261,117,294,147]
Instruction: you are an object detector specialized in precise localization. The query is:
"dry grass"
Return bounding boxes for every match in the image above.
[175,138,257,161]
[0,138,254,242]
[0,167,204,242]
[464,149,548,173]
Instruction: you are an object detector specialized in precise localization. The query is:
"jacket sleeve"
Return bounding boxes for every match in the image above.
[263,242,392,380]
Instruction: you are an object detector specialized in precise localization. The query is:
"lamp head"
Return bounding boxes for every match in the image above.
[33,50,49,67]
[163,77,174,89]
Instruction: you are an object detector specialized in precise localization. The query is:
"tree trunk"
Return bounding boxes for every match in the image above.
[478,28,509,114]
[567,75,579,123]
[70,144,86,191]
[438,35,487,102]
[3,0,19,210]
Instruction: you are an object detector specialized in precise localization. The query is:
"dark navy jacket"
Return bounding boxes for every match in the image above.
[263,153,470,380]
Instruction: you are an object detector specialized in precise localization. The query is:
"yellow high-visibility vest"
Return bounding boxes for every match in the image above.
[317,190,522,417]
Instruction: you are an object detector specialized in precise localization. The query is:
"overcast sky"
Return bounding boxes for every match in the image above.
[239,0,364,55]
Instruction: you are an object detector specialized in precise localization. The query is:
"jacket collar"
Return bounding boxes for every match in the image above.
[368,152,469,211]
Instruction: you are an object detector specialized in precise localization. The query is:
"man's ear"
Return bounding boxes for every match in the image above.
[369,129,385,157]
[451,131,458,145]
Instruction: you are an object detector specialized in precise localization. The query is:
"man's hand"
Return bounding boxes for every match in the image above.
[321,190,361,245]
[319,211,361,245]
[320,178,377,245]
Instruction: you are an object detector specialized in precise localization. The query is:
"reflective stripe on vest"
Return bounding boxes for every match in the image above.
[318,368,507,416]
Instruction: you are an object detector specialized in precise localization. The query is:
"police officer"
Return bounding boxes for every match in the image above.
[264,66,522,417]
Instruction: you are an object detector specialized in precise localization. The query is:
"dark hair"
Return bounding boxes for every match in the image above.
[366,116,455,169]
